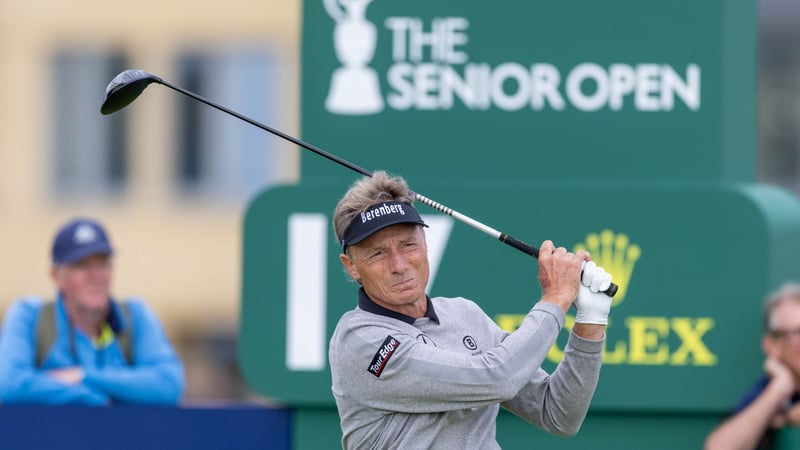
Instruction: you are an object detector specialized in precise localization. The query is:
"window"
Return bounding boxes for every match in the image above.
[758,3,800,193]
[175,49,280,201]
[51,51,128,197]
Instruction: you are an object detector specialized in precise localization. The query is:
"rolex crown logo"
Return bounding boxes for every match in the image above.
[574,229,640,306]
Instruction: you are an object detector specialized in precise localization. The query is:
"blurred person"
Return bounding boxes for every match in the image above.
[0,217,185,405]
[328,171,614,449]
[705,282,800,450]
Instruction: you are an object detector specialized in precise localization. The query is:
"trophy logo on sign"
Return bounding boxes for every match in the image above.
[324,0,384,115]
[574,229,641,307]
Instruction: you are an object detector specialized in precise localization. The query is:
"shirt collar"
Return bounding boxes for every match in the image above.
[357,287,439,325]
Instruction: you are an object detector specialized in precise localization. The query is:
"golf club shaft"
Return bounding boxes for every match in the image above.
[160,79,531,252]
[160,81,512,243]
[159,80,372,178]
[412,193,535,254]
[156,79,617,297]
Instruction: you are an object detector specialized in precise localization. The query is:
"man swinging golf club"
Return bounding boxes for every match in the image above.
[328,171,613,449]
[100,69,618,446]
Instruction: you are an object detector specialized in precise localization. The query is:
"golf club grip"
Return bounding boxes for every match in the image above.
[500,234,619,298]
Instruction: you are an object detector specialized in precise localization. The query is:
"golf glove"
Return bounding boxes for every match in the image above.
[574,261,613,325]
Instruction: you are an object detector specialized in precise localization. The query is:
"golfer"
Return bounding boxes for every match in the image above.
[328,171,613,449]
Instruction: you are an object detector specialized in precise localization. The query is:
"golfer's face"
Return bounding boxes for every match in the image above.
[344,224,430,315]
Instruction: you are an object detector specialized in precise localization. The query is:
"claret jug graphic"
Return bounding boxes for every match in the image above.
[324,0,384,114]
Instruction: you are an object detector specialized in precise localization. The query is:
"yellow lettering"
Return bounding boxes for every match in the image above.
[495,314,524,333]
[547,339,565,363]
[494,313,571,364]
[603,339,628,364]
[627,317,670,364]
[670,317,717,366]
[494,313,716,367]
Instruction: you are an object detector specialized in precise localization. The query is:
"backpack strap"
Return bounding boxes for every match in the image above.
[34,301,57,368]
[34,300,135,367]
[116,301,134,366]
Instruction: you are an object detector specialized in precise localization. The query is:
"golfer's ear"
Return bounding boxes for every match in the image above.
[340,253,359,280]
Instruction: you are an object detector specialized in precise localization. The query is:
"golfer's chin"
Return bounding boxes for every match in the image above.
[390,286,426,305]
[369,287,424,308]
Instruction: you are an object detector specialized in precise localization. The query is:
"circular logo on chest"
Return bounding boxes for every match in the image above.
[463,335,478,350]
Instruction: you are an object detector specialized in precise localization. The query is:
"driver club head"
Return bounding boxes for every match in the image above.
[100,69,162,115]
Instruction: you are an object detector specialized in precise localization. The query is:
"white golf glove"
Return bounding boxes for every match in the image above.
[574,261,613,325]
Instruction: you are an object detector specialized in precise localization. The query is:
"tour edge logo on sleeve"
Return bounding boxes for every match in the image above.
[368,335,401,377]
[323,0,702,115]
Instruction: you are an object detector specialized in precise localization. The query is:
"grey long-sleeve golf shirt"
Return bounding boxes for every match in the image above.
[329,288,604,449]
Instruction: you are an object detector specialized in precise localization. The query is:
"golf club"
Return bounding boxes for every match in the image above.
[100,69,618,297]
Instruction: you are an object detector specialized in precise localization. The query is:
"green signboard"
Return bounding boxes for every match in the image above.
[299,0,755,183]
[240,181,800,409]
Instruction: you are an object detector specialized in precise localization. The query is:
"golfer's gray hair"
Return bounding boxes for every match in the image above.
[333,171,415,252]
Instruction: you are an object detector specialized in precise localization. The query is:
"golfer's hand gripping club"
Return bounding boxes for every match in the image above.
[100,69,619,298]
[574,261,614,324]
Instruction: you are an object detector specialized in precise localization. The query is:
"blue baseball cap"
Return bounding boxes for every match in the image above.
[52,218,114,265]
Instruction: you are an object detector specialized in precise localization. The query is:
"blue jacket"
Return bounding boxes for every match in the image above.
[735,375,800,413]
[0,294,185,405]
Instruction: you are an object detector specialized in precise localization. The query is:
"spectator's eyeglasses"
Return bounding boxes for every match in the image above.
[769,327,800,340]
